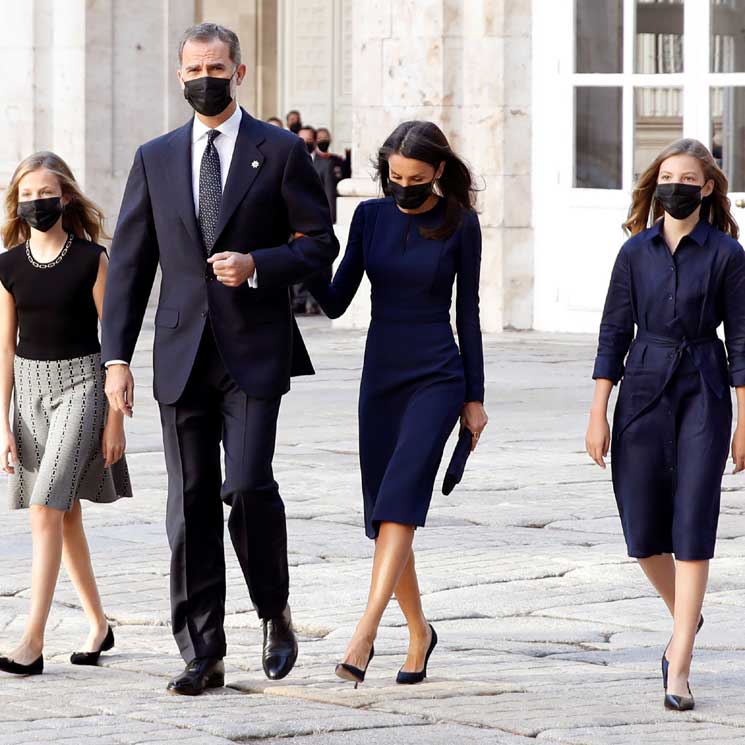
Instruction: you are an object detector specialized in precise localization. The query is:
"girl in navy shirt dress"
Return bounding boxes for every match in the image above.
[310,121,487,686]
[587,138,745,711]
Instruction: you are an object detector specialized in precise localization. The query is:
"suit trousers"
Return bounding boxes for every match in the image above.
[159,325,289,661]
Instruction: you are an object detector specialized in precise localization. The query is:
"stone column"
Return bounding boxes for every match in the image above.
[334,0,532,332]
[0,0,197,244]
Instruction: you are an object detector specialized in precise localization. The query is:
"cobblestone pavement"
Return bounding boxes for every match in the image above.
[1,314,744,744]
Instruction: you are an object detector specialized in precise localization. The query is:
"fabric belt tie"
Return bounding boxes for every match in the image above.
[616,331,722,437]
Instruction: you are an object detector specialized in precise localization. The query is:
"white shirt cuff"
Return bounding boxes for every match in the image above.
[105,360,129,367]
[247,268,258,288]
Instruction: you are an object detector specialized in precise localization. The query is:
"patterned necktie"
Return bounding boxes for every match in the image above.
[198,129,222,254]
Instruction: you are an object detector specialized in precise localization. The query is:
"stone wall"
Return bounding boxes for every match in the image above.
[0,0,195,241]
[334,0,533,332]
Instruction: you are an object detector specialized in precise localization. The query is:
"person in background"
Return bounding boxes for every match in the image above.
[286,110,302,134]
[317,127,351,180]
[267,117,283,128]
[0,151,131,677]
[314,128,346,224]
[297,126,317,158]
[292,126,323,315]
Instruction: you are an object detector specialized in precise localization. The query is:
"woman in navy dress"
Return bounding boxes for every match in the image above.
[586,138,745,711]
[309,121,487,686]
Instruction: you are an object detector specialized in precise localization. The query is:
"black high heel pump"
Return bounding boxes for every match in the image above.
[396,624,438,685]
[335,644,375,689]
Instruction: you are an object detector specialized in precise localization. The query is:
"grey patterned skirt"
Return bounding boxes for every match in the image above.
[9,353,132,511]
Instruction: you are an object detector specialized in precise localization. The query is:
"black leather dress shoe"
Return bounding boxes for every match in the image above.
[262,605,298,680]
[167,657,224,695]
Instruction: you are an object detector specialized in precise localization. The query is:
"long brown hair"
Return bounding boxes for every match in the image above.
[624,138,738,239]
[375,121,478,241]
[1,151,108,248]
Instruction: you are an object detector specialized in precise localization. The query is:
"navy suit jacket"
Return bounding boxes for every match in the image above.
[101,108,339,404]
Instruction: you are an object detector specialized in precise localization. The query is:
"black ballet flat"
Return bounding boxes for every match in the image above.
[0,654,44,676]
[335,644,375,689]
[70,625,115,666]
[396,624,438,685]
[665,683,695,711]
[661,614,704,690]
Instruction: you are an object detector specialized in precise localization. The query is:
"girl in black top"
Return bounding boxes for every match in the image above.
[0,152,131,676]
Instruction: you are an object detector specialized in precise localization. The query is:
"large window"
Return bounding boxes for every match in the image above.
[573,0,686,189]
[711,0,745,72]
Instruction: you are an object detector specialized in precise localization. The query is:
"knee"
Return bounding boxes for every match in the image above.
[30,504,66,532]
[222,480,279,507]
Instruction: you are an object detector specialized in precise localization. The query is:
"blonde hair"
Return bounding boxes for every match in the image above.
[624,138,738,239]
[2,151,108,248]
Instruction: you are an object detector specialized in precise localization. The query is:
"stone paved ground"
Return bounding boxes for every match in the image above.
[1,314,745,744]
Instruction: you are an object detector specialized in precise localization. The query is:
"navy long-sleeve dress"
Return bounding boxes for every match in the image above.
[593,218,745,560]
[310,197,485,538]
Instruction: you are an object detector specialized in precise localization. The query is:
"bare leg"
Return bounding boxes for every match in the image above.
[638,553,676,615]
[341,521,415,670]
[666,559,708,697]
[62,501,109,651]
[5,505,65,665]
[393,549,432,672]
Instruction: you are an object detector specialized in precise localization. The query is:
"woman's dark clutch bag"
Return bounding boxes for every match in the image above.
[442,427,473,495]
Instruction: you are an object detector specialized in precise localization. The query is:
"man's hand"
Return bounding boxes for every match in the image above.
[105,364,135,417]
[207,252,256,287]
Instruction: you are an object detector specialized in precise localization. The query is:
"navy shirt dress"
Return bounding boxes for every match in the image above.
[593,218,745,560]
[310,197,485,539]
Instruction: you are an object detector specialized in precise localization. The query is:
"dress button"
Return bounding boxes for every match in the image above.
[667,294,673,301]
[201,310,208,317]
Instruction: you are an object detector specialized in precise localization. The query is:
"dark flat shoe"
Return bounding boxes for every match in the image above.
[335,644,375,689]
[70,625,115,666]
[396,624,438,685]
[0,654,43,676]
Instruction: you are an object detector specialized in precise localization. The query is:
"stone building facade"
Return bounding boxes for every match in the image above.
[0,0,532,333]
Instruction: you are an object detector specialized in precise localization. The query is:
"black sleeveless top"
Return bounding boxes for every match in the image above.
[0,236,105,361]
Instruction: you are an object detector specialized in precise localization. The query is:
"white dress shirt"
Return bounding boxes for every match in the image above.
[105,105,256,368]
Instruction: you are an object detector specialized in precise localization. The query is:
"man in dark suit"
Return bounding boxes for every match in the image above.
[101,22,338,695]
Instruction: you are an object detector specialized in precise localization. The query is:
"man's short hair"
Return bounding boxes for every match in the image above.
[179,23,241,66]
[299,125,316,137]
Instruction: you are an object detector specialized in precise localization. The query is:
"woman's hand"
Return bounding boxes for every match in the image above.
[461,401,488,451]
[732,424,745,474]
[102,418,126,468]
[0,425,18,474]
[586,410,610,469]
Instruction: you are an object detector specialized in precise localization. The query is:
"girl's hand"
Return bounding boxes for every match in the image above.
[102,419,126,468]
[586,411,610,469]
[461,402,488,451]
[732,424,745,474]
[0,426,18,474]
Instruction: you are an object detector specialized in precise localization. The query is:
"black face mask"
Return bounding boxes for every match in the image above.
[654,182,703,220]
[289,121,302,134]
[183,74,234,117]
[305,141,316,154]
[316,140,330,153]
[17,197,64,232]
[388,179,434,210]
